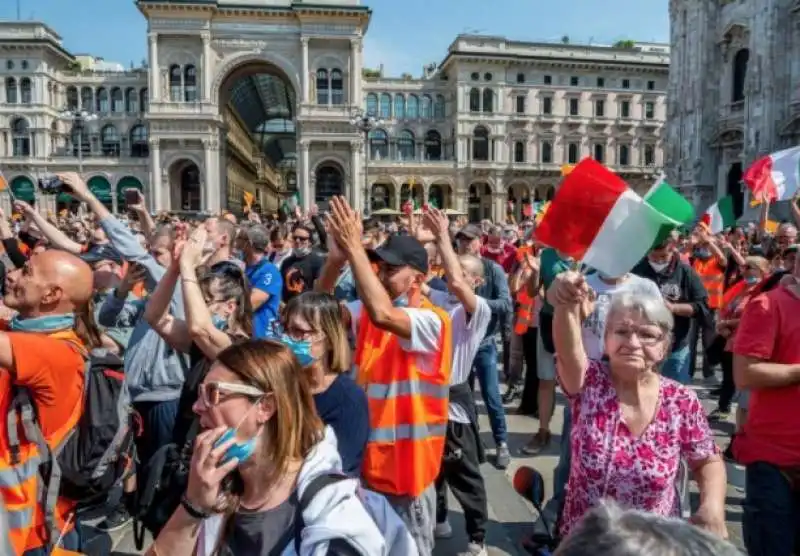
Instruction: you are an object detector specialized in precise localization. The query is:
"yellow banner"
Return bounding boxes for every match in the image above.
[243,191,255,212]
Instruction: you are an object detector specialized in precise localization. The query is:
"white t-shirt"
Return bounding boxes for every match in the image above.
[581,273,663,360]
[346,300,444,377]
[429,290,492,424]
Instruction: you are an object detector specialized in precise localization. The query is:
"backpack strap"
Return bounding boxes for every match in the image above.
[293,473,349,554]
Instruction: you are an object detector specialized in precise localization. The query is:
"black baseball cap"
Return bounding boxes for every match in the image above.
[80,244,123,265]
[368,235,428,274]
[456,223,482,240]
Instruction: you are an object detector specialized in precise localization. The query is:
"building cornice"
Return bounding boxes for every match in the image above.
[440,51,669,74]
[0,39,74,63]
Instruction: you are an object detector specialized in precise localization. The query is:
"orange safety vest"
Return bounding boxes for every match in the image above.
[515,290,536,335]
[693,258,724,309]
[353,298,452,498]
[1,327,86,554]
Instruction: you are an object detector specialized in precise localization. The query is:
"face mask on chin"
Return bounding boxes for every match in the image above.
[745,275,760,286]
[294,247,311,257]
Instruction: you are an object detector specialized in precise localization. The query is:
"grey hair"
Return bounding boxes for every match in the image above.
[555,501,743,556]
[607,289,674,335]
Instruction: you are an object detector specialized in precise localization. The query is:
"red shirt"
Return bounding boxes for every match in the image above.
[481,243,517,273]
[732,286,800,466]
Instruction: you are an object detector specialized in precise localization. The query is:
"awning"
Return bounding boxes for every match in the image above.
[88,176,112,203]
[9,176,35,202]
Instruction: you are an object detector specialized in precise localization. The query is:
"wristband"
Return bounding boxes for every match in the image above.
[180,493,211,520]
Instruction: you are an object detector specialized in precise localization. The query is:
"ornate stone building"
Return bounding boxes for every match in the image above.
[667,0,800,219]
[0,1,669,221]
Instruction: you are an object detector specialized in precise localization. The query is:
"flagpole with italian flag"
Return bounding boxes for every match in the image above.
[701,196,736,234]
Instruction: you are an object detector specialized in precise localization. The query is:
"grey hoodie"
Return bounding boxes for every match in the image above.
[96,216,188,402]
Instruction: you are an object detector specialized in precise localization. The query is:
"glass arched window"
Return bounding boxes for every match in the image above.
[81,87,93,111]
[184,65,197,102]
[96,87,109,112]
[732,48,749,103]
[111,87,124,112]
[434,94,445,119]
[397,130,415,161]
[472,126,489,161]
[407,94,419,119]
[101,124,121,156]
[5,78,16,104]
[125,88,139,113]
[316,69,329,105]
[140,88,149,113]
[169,64,182,101]
[618,144,630,166]
[424,130,442,161]
[379,93,391,118]
[129,125,149,157]
[330,69,343,105]
[541,141,553,163]
[394,95,406,120]
[66,86,78,110]
[11,118,31,157]
[420,95,432,119]
[514,141,525,163]
[482,88,493,113]
[20,78,32,104]
[469,88,480,112]
[366,93,378,116]
[369,129,389,160]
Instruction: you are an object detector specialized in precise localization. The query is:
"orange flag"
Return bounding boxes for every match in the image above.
[243,191,255,213]
[561,164,574,177]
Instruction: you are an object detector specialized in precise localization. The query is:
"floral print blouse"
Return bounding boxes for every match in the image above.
[560,360,717,536]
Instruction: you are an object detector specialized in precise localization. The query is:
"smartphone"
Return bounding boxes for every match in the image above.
[124,189,139,206]
[37,175,65,195]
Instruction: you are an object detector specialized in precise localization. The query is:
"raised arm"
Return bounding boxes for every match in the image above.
[425,208,478,314]
[15,200,83,254]
[143,245,192,353]
[547,271,592,395]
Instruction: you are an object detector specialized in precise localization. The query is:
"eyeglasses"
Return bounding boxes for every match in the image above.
[293,235,310,243]
[610,327,664,346]
[271,321,322,341]
[198,381,265,407]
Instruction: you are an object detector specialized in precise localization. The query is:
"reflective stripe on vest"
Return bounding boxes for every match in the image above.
[0,455,40,487]
[366,379,449,400]
[369,423,448,443]
[7,506,33,529]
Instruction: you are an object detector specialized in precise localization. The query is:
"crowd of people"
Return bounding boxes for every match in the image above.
[1,170,799,556]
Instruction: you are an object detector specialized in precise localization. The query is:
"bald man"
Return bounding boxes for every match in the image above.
[0,249,94,555]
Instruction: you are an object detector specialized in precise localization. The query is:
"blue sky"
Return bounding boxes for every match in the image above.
[2,0,669,76]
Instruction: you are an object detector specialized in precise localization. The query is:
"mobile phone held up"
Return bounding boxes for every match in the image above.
[37,175,68,195]
[124,188,140,206]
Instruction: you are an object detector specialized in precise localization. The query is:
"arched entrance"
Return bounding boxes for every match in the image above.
[88,176,113,211]
[218,58,297,213]
[400,180,424,209]
[507,183,532,221]
[428,183,452,210]
[727,163,744,219]
[468,183,493,222]
[370,182,395,212]
[170,159,201,211]
[315,164,344,208]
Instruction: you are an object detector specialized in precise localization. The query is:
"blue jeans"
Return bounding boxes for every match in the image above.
[470,342,507,445]
[743,461,800,556]
[661,345,691,384]
[23,528,81,556]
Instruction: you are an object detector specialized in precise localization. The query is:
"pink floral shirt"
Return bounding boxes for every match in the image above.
[560,360,717,536]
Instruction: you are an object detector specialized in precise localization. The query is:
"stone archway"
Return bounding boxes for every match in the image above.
[169,159,202,211]
[314,162,345,209]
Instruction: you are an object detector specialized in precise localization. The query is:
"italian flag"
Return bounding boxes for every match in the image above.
[536,159,694,278]
[701,196,736,233]
[743,146,800,203]
[643,174,696,246]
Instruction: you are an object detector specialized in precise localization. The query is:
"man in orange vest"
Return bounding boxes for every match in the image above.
[319,197,452,556]
[0,249,94,555]
[690,225,728,380]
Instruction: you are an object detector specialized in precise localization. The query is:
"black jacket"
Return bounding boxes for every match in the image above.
[632,256,710,351]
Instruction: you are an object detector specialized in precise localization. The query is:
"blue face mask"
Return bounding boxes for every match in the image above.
[213,428,257,465]
[393,294,409,308]
[694,248,711,259]
[280,334,315,366]
[211,313,228,331]
[745,275,760,286]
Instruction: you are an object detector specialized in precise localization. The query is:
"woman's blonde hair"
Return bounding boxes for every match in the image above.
[282,292,351,374]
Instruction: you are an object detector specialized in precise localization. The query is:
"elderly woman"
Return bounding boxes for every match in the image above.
[548,271,728,538]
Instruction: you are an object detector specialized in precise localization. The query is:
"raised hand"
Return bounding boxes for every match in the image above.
[547,270,591,308]
[57,172,91,201]
[180,226,209,270]
[423,208,449,240]
[326,196,362,255]
[185,426,239,513]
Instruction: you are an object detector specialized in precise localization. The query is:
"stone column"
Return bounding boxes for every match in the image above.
[149,33,160,101]
[299,141,311,210]
[350,140,361,211]
[202,32,212,102]
[350,38,362,107]
[203,138,219,213]
[149,138,162,211]
[301,37,310,104]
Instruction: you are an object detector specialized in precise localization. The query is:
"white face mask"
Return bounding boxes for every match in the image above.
[648,260,669,273]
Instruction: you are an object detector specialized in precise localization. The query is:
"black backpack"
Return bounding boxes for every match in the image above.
[7,347,136,547]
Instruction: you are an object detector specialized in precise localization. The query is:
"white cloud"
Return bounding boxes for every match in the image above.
[362,35,421,77]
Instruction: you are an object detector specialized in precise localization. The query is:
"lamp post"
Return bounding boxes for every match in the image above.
[349,108,383,216]
[59,109,97,174]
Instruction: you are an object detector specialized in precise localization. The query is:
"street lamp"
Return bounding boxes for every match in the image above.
[59,109,98,174]
[350,108,383,216]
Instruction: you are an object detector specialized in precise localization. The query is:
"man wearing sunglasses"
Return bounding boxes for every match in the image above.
[280,223,324,302]
[318,196,452,556]
[237,224,282,338]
